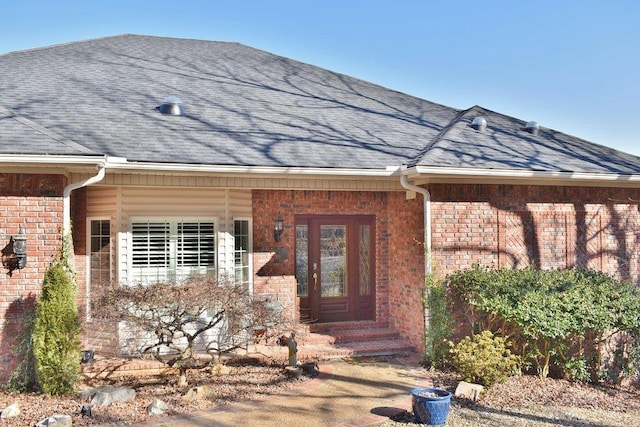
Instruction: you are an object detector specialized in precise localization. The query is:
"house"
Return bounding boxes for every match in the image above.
[1,35,640,379]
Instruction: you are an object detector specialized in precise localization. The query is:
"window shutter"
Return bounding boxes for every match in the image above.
[132,221,170,268]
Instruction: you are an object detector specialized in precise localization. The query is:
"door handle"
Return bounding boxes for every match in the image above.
[313,272,318,291]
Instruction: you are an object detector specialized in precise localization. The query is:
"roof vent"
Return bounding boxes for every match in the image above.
[470,116,487,132]
[157,96,184,116]
[524,121,540,136]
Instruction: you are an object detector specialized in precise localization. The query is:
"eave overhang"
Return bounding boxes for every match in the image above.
[0,154,109,174]
[103,160,398,178]
[406,166,640,188]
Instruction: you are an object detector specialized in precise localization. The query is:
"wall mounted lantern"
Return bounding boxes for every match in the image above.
[12,226,27,269]
[274,217,284,242]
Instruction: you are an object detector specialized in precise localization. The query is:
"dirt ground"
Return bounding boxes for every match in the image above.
[0,359,308,426]
[2,359,640,426]
[376,370,640,427]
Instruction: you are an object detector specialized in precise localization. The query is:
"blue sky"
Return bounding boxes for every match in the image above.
[2,1,639,156]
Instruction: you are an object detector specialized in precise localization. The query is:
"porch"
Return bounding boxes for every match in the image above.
[81,322,417,378]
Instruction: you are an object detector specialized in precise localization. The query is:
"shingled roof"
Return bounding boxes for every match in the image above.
[1,34,639,176]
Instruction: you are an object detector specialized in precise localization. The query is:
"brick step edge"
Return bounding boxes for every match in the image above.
[249,339,417,362]
[305,321,381,333]
[298,328,402,345]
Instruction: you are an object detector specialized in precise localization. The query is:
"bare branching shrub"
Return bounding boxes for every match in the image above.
[93,275,287,385]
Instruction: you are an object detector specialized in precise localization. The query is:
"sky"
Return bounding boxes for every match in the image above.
[1,0,639,156]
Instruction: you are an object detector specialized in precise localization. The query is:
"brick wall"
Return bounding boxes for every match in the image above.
[0,173,65,381]
[429,184,640,283]
[252,184,640,356]
[252,190,426,333]
[386,191,426,350]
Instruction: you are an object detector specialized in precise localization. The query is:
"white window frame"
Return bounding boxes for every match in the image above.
[128,217,217,284]
[86,217,112,319]
[233,217,253,292]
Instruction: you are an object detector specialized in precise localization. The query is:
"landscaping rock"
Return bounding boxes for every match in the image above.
[147,399,169,415]
[454,380,485,401]
[0,403,20,419]
[210,363,232,375]
[35,414,72,426]
[80,404,93,417]
[83,385,136,407]
[183,385,212,401]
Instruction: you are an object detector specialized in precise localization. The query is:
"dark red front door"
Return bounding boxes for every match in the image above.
[295,215,375,323]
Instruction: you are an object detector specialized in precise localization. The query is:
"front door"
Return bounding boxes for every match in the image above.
[295,215,375,323]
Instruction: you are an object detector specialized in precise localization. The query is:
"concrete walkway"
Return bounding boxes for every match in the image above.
[139,353,430,427]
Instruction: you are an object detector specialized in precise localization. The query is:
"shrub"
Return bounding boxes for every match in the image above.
[92,274,288,386]
[449,330,521,386]
[447,265,640,383]
[423,273,453,368]
[32,258,81,395]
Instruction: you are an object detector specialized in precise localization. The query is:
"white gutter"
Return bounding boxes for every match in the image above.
[104,160,396,177]
[413,165,640,184]
[63,166,106,235]
[0,154,108,166]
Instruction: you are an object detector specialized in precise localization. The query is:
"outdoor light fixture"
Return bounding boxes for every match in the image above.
[274,217,284,242]
[12,226,27,269]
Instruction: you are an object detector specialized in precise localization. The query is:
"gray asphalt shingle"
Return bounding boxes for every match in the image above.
[1,34,639,175]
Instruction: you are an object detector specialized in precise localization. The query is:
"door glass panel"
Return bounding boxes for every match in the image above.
[359,224,371,295]
[295,224,308,296]
[320,225,346,297]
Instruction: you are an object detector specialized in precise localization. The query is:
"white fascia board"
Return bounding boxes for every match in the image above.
[0,155,108,173]
[0,154,107,165]
[411,166,640,186]
[0,155,394,177]
[103,161,396,177]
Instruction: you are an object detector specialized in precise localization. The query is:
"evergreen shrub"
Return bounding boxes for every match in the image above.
[32,257,81,395]
[449,330,521,386]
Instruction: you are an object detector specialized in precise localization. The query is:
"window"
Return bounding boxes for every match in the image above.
[90,219,112,287]
[295,224,308,296]
[131,219,215,282]
[234,219,251,287]
[88,218,111,319]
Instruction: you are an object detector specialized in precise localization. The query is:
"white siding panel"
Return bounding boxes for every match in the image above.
[100,173,403,191]
[121,187,227,217]
[113,187,252,284]
[229,189,252,217]
[87,186,118,217]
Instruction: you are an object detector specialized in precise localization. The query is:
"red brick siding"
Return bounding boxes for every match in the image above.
[429,184,640,283]
[0,174,65,380]
[252,185,640,356]
[387,192,426,350]
[252,190,425,332]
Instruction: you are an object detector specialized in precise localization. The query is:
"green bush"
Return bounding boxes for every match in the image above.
[423,273,453,368]
[447,265,640,383]
[32,255,81,395]
[449,330,521,386]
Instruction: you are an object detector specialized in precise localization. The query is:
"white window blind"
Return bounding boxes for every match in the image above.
[131,219,215,282]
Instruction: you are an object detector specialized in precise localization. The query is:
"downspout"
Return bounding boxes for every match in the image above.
[399,171,434,364]
[400,174,432,274]
[63,165,106,236]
